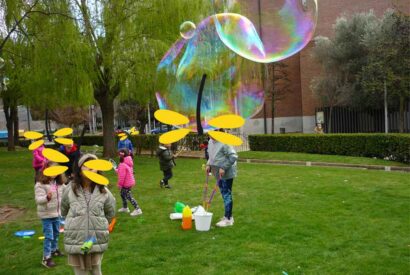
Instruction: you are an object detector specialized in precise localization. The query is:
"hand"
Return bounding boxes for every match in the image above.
[46,191,52,201]
[219,168,225,177]
[206,165,210,173]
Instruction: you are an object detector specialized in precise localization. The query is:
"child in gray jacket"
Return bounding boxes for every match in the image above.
[35,162,67,268]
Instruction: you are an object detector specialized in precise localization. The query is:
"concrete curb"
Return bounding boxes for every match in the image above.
[139,152,410,173]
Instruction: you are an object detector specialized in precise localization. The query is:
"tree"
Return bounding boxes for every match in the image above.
[361,10,410,132]
[68,0,210,157]
[265,62,291,134]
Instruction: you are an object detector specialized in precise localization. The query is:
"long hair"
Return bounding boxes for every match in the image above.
[35,162,67,185]
[72,156,106,196]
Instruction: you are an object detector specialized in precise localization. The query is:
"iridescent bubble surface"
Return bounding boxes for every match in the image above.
[213,0,318,63]
[179,21,197,39]
[156,15,264,132]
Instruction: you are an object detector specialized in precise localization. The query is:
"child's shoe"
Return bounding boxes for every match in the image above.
[159,180,165,188]
[118,207,130,213]
[51,249,65,257]
[164,184,172,189]
[42,257,56,268]
[216,217,234,227]
[130,209,143,216]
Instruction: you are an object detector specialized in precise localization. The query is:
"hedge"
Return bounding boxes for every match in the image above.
[72,133,208,155]
[249,134,410,164]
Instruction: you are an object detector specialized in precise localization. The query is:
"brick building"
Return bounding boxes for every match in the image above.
[244,0,410,134]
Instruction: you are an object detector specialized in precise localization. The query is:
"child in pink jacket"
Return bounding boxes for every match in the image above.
[116,148,142,216]
[33,144,46,181]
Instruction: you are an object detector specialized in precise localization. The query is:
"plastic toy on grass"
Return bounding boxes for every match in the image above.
[15,230,35,237]
[181,206,192,230]
[174,201,185,213]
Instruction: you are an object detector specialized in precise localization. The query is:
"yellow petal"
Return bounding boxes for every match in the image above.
[120,135,127,141]
[131,130,139,136]
[28,140,44,150]
[130,127,135,132]
[53,128,73,137]
[84,159,113,171]
[43,166,68,177]
[24,131,43,140]
[154,110,189,125]
[208,114,245,129]
[159,129,190,144]
[82,170,109,186]
[118,133,126,137]
[54,138,74,145]
[42,148,69,163]
[208,131,243,146]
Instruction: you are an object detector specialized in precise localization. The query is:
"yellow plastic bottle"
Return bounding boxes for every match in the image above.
[181,205,192,230]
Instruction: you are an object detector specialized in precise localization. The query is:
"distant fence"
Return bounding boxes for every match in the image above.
[316,104,410,133]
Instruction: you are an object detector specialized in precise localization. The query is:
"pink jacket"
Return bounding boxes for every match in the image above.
[116,156,135,188]
[33,145,45,170]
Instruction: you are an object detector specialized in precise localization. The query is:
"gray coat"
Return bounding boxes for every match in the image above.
[206,139,238,180]
[61,182,116,254]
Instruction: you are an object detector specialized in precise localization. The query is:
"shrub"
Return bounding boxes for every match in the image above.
[249,134,410,163]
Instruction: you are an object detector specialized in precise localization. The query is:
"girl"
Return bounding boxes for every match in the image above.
[61,153,116,275]
[34,161,66,268]
[116,148,142,216]
[32,143,46,182]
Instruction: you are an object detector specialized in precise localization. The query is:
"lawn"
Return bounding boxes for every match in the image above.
[0,149,409,274]
[239,151,409,167]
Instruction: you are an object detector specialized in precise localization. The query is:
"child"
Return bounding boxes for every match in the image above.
[116,148,142,216]
[200,139,209,160]
[34,162,67,268]
[32,143,46,181]
[59,142,80,179]
[156,143,175,189]
[61,153,116,275]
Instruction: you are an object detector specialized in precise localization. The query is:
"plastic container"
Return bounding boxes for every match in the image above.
[181,206,192,230]
[194,212,213,231]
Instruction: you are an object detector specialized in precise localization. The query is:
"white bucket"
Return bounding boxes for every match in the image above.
[194,212,213,231]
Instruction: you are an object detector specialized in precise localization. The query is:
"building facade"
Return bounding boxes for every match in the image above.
[244,0,410,134]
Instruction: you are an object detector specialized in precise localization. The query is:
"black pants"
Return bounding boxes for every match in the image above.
[162,169,173,185]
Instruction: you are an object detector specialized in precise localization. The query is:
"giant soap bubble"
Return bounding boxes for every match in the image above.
[156,14,264,132]
[213,0,318,63]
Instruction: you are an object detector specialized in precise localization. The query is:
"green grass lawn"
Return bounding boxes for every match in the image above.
[239,151,410,167]
[0,149,409,274]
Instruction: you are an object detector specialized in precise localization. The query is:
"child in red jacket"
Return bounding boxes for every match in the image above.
[116,148,142,216]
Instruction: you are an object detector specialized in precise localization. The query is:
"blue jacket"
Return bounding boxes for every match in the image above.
[118,138,133,153]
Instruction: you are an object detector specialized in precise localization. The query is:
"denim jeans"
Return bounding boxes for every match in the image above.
[218,178,233,219]
[42,217,60,258]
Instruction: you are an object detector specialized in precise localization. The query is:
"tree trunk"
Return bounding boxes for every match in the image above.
[95,88,116,158]
[14,107,19,145]
[399,96,405,133]
[4,100,16,151]
[271,95,275,134]
[328,106,333,133]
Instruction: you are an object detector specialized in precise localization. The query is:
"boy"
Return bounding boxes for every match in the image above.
[156,143,175,189]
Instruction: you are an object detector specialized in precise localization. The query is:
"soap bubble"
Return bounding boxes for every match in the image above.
[212,0,318,63]
[180,21,197,39]
[156,14,264,132]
